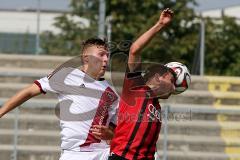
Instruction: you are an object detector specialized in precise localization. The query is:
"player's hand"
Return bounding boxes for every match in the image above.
[158,8,174,26]
[90,125,114,140]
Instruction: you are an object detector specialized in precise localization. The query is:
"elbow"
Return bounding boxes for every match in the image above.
[129,43,139,56]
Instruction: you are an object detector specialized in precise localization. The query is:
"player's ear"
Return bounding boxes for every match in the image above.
[82,53,89,64]
[161,72,170,79]
[154,73,161,82]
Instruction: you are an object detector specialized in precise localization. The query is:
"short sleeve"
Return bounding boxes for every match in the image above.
[122,72,144,95]
[34,76,57,94]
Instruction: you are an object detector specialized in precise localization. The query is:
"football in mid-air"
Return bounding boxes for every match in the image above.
[165,62,191,94]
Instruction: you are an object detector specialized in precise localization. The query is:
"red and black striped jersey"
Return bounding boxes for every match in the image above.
[111,72,162,160]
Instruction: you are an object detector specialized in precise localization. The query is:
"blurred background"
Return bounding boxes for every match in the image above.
[0,0,240,160]
[0,0,239,75]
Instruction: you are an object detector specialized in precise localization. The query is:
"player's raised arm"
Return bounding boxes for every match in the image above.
[0,83,42,118]
[128,8,174,72]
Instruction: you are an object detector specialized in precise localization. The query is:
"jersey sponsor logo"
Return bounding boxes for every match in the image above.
[81,87,117,146]
[147,104,161,122]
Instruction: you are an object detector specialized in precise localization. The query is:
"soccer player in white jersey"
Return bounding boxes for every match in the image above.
[0,38,119,160]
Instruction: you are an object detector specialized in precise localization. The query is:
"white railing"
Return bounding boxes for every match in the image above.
[1,99,240,160]
[160,104,240,160]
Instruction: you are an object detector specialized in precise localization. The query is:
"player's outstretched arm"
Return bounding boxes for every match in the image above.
[128,8,174,72]
[0,83,42,118]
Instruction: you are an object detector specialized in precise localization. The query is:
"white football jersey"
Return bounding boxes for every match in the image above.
[35,67,119,152]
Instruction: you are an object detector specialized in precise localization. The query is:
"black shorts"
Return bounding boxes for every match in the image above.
[108,153,128,160]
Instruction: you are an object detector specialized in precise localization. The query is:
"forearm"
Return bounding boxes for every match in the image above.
[107,127,115,140]
[105,127,114,144]
[128,8,173,70]
[128,23,166,72]
[1,94,29,116]
[130,22,165,56]
[0,84,41,117]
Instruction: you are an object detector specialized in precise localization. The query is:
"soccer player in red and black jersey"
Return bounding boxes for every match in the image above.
[109,8,175,160]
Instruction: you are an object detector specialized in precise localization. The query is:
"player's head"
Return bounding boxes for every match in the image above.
[144,64,176,99]
[164,62,191,94]
[81,37,109,79]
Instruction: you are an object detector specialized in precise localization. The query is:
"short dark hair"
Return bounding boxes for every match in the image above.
[143,64,172,82]
[81,37,108,54]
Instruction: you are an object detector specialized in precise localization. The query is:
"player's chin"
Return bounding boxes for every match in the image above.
[99,70,106,77]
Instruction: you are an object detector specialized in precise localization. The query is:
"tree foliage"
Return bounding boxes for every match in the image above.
[204,16,240,76]
[40,0,240,76]
[41,0,99,55]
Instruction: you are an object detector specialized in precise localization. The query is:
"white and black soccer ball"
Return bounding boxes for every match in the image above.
[165,62,191,94]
